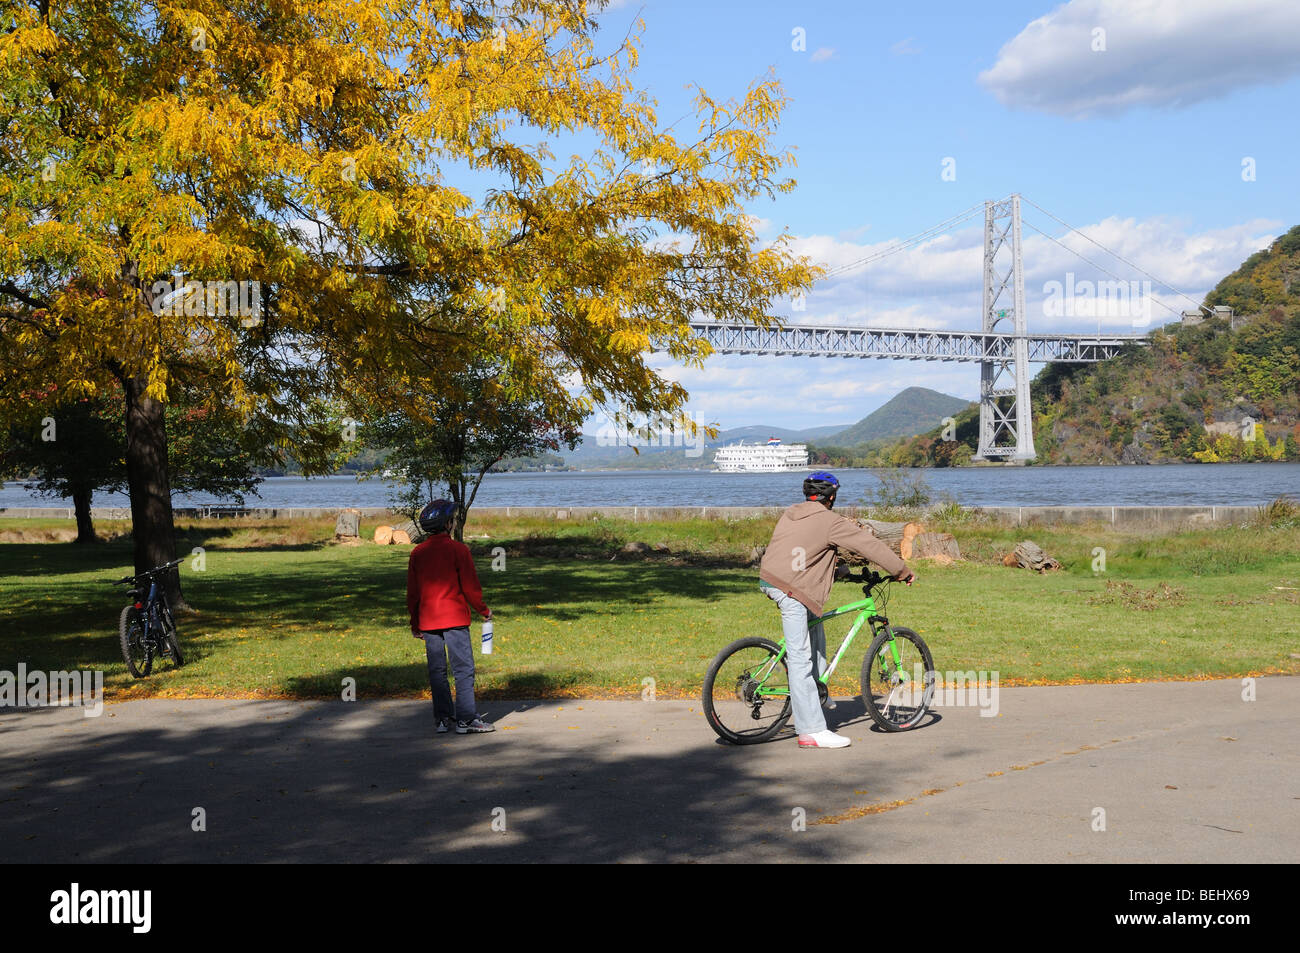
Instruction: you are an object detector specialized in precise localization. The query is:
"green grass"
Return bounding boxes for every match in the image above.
[1,513,1297,700]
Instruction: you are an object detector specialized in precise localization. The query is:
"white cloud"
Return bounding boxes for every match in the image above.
[810,47,836,63]
[890,38,921,56]
[980,0,1300,117]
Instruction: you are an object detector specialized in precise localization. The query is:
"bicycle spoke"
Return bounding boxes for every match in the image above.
[703,639,792,744]
[862,627,934,731]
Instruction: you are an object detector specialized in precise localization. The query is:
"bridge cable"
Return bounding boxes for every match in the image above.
[820,202,986,279]
[1021,196,1210,315]
[1020,218,1185,319]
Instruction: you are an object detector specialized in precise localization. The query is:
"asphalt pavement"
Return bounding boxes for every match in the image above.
[2,677,1295,862]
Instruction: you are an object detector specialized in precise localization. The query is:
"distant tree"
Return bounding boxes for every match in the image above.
[2,382,267,544]
[361,365,581,541]
[1,395,125,543]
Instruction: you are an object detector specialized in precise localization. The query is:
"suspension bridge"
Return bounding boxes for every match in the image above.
[681,195,1204,462]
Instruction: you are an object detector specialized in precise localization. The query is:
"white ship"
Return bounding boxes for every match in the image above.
[713,437,810,473]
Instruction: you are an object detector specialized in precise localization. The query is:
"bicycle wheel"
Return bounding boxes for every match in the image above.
[860,626,934,731]
[119,605,152,678]
[702,637,791,744]
[157,601,183,667]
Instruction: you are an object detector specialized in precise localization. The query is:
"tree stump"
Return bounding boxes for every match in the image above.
[1011,540,1061,572]
[391,529,412,545]
[857,519,924,559]
[373,525,394,545]
[334,509,361,538]
[913,532,960,561]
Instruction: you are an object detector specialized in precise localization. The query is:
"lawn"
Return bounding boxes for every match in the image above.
[1,511,1297,700]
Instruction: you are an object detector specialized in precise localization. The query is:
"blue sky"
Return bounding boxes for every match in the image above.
[586,0,1300,431]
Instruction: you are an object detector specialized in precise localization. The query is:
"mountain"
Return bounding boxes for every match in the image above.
[710,423,852,445]
[821,387,973,446]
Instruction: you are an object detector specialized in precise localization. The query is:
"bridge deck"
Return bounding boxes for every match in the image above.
[685,321,1149,363]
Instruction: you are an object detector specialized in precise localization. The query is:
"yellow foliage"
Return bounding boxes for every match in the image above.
[1,1,818,442]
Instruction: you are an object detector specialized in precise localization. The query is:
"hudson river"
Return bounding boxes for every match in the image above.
[3,463,1298,509]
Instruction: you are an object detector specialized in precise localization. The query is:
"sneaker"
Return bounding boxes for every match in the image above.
[436,717,453,734]
[798,730,851,748]
[456,717,496,734]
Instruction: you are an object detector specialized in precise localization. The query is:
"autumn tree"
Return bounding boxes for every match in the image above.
[1,1,818,602]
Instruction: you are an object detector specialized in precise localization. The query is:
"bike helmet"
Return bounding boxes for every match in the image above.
[418,499,456,535]
[803,471,840,502]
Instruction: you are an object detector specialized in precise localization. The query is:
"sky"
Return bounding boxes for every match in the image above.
[579,0,1300,432]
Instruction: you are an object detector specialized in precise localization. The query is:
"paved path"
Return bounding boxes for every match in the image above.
[2,678,1296,862]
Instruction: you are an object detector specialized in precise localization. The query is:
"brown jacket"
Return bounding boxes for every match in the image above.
[758,501,907,614]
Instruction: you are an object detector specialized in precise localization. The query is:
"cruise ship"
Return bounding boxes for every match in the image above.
[713,437,810,473]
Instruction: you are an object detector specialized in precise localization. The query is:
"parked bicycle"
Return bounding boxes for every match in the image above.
[703,568,935,743]
[114,558,186,677]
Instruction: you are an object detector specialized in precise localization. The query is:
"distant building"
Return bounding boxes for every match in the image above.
[1182,306,1236,328]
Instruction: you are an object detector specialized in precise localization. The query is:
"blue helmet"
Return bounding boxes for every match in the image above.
[418,499,456,534]
[803,471,840,501]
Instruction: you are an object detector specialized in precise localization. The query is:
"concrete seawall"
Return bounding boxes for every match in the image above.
[0,504,1265,527]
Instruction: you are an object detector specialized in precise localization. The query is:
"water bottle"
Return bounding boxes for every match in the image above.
[481,619,494,655]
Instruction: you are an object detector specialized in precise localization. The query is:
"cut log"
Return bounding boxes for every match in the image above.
[373,525,394,546]
[857,519,924,559]
[913,532,960,561]
[392,519,424,544]
[391,529,412,545]
[1002,552,1020,567]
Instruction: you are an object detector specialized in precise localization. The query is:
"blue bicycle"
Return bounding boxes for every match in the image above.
[114,558,186,677]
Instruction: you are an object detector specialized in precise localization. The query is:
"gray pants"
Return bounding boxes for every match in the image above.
[762,586,827,735]
[423,627,476,723]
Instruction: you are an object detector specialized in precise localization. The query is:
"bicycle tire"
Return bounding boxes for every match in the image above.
[702,637,791,744]
[159,601,183,667]
[119,605,152,678]
[860,626,934,732]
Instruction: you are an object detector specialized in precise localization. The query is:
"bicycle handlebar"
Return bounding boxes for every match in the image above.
[111,557,185,585]
[838,567,913,588]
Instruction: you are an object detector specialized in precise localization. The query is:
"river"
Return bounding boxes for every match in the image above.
[3,463,1298,510]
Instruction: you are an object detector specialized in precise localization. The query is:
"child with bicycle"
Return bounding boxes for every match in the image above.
[758,472,915,749]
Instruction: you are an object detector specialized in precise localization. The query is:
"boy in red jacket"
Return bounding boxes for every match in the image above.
[406,500,494,734]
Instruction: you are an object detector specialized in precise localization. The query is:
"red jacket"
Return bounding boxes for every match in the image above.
[406,534,490,634]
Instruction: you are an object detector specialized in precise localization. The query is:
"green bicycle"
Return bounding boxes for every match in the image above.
[703,568,936,744]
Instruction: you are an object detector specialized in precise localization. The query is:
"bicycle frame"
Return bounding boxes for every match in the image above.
[752,589,902,699]
[127,574,172,649]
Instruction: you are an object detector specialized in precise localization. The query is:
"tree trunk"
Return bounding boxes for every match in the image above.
[71,486,98,543]
[123,377,186,609]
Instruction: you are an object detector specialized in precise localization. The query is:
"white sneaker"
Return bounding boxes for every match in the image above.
[798,730,851,748]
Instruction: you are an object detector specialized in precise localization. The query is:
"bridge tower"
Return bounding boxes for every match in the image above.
[975,194,1036,462]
